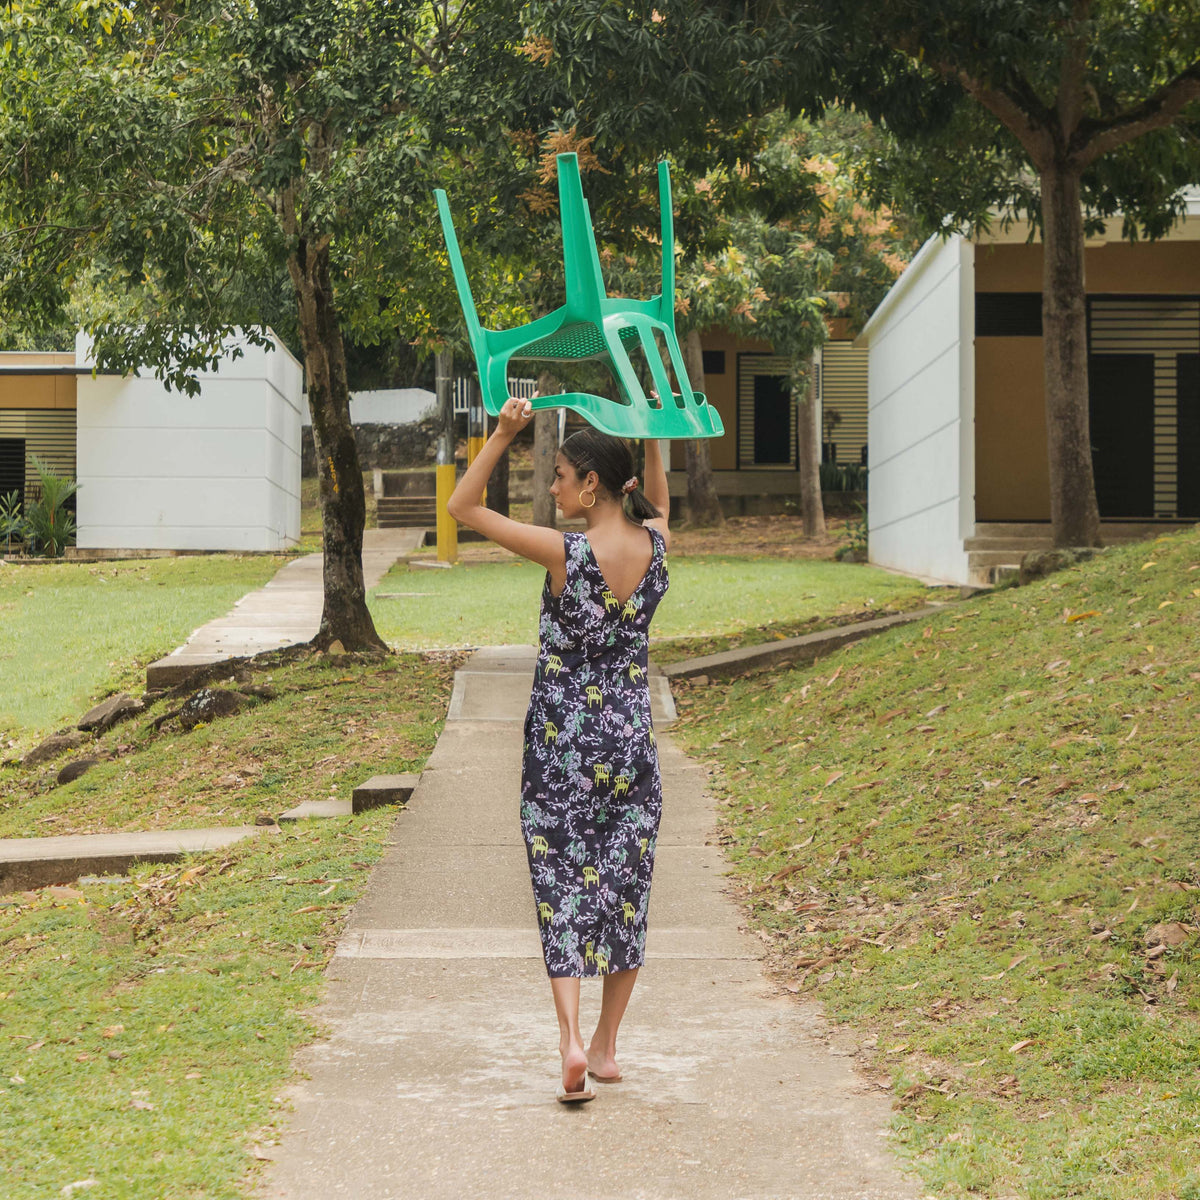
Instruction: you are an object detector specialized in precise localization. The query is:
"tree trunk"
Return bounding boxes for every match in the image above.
[794,359,825,538]
[532,370,559,528]
[486,413,510,517]
[288,234,386,652]
[681,330,724,526]
[1040,162,1102,547]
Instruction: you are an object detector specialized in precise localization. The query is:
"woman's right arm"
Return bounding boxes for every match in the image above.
[447,398,566,575]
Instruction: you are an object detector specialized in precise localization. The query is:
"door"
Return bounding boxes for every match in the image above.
[753,374,792,465]
[1088,354,1155,519]
[0,438,24,508]
[1179,355,1199,519]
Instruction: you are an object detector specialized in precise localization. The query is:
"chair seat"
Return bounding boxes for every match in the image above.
[516,323,640,362]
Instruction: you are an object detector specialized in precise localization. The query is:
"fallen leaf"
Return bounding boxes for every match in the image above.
[1075,793,1100,805]
[26,1040,45,1053]
[925,704,948,717]
[1141,561,1157,570]
[60,1182,99,1196]
[101,1024,124,1039]
[825,770,844,786]
[1066,610,1100,623]
[129,1098,154,1111]
[825,666,842,687]
[1009,1039,1035,1053]
[895,981,920,991]
[1007,954,1029,971]
[293,905,326,914]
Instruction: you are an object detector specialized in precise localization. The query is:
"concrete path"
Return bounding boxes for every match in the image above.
[147,529,424,686]
[256,647,919,1200]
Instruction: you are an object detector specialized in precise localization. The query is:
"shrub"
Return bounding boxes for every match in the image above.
[23,456,78,558]
[0,489,24,555]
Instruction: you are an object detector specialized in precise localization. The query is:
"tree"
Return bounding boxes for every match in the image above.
[815,0,1200,547]
[0,0,538,648]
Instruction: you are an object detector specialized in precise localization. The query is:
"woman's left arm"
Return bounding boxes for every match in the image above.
[447,398,566,572]
[641,438,671,552]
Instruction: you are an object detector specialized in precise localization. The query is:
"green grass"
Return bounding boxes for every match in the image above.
[672,525,1200,1199]
[0,557,285,748]
[0,651,455,1198]
[369,556,931,651]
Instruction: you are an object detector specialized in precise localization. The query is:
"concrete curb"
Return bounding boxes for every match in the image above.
[660,604,952,682]
[0,825,271,893]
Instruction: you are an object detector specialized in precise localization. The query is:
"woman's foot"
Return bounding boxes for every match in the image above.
[586,1045,622,1083]
[561,1042,589,1094]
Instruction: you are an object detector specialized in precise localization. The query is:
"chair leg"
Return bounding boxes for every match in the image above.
[602,327,646,409]
[483,356,511,415]
[640,327,677,410]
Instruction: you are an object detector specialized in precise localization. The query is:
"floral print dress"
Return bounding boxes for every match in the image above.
[521,526,669,978]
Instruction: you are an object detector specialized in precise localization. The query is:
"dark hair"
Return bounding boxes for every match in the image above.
[560,427,662,522]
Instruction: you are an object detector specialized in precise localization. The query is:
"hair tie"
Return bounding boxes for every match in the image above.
[622,476,638,495]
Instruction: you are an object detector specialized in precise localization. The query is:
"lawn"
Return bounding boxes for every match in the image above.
[0,650,456,1199]
[0,556,285,749]
[369,555,931,652]
[672,525,1200,1199]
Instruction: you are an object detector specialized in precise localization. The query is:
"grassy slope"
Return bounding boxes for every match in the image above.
[0,557,284,748]
[672,526,1200,1200]
[0,652,455,1198]
[369,556,930,651]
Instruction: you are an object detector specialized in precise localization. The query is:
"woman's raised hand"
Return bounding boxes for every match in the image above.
[496,396,535,438]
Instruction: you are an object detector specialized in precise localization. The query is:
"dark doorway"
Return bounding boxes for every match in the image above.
[0,438,24,507]
[1089,354,1155,518]
[1179,355,1200,519]
[753,374,792,465]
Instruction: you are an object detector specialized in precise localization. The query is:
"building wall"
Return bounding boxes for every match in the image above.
[864,235,974,583]
[821,341,869,466]
[974,240,1200,520]
[697,328,771,470]
[75,332,302,551]
[975,240,1200,294]
[0,356,79,508]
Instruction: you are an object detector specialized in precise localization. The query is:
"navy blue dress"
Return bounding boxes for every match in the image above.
[521,527,669,978]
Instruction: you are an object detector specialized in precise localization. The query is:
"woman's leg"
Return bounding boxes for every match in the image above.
[550,976,588,1091]
[587,966,638,1079]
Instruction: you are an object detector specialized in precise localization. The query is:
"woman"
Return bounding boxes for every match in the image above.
[448,398,670,1104]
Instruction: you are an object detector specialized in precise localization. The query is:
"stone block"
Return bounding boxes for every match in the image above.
[352,774,420,814]
[77,693,144,733]
[22,731,88,766]
[278,799,354,823]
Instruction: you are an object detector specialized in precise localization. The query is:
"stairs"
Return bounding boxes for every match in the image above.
[966,521,1194,585]
[377,496,436,529]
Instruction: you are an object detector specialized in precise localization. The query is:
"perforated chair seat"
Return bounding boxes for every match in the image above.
[434,154,724,440]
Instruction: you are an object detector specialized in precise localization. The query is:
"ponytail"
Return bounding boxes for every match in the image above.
[626,488,661,522]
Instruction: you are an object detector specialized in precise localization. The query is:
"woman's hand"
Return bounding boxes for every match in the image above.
[496,396,535,439]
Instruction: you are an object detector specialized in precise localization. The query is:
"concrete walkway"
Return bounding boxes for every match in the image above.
[256,647,919,1200]
[147,529,424,686]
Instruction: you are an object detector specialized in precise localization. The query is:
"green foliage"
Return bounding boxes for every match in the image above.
[834,500,868,561]
[673,526,1200,1197]
[0,489,23,554]
[21,456,77,558]
[820,461,868,492]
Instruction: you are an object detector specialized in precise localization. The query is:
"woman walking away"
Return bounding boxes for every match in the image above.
[448,399,670,1104]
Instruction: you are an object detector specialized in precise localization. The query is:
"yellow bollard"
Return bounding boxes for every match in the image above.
[436,463,458,563]
[467,435,488,506]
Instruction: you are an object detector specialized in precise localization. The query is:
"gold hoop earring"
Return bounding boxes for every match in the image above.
[578,490,596,509]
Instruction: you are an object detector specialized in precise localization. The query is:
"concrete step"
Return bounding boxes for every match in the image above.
[0,826,270,893]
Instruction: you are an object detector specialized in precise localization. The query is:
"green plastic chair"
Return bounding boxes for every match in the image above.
[434,153,724,440]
